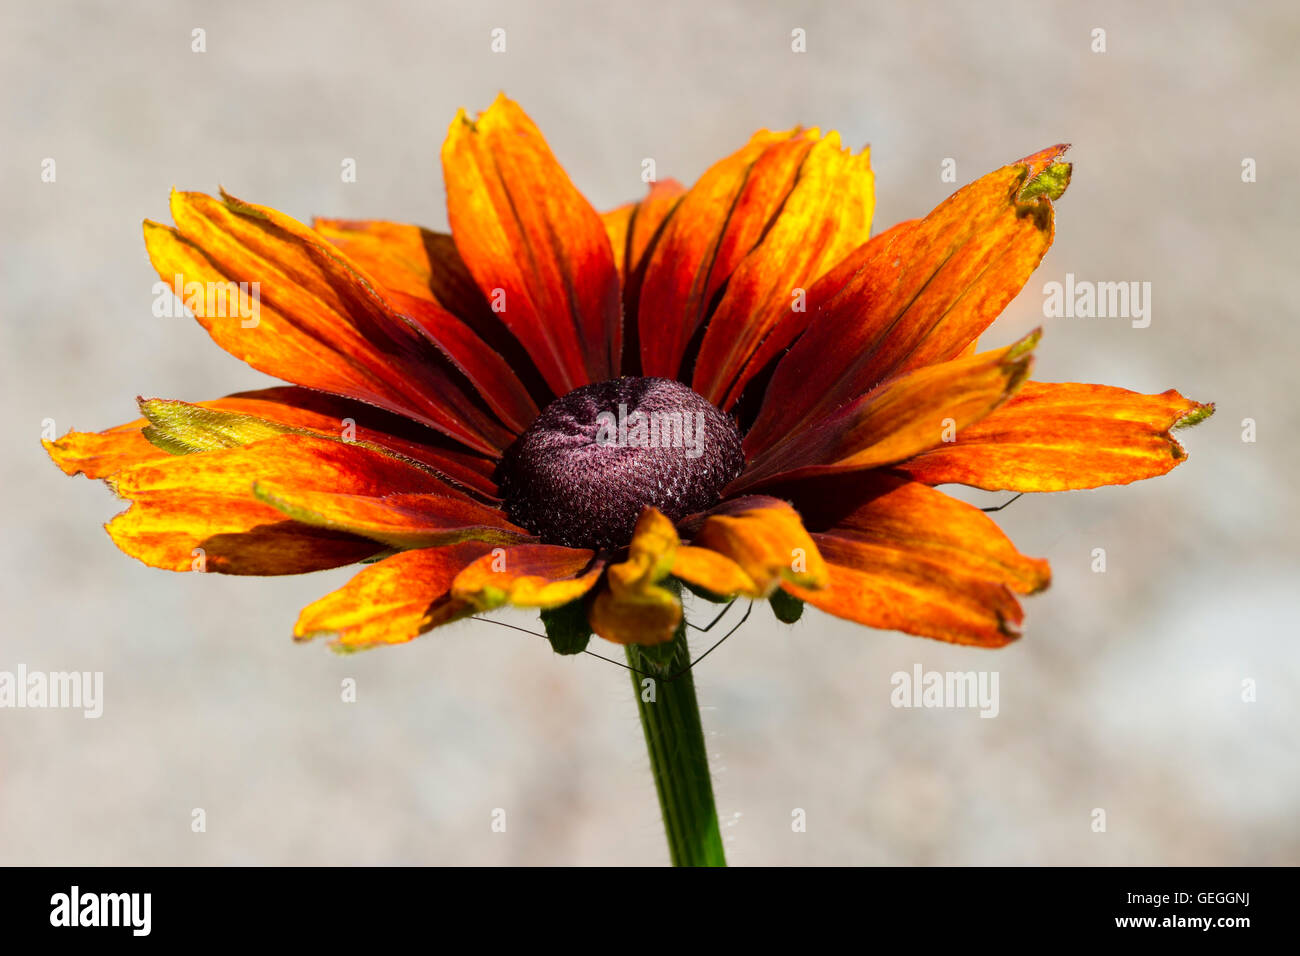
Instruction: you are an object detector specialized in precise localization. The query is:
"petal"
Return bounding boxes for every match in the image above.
[736,333,1038,490]
[780,472,1049,647]
[602,179,687,374]
[106,434,451,574]
[601,204,634,280]
[450,543,603,611]
[442,94,622,393]
[670,546,761,599]
[312,218,485,309]
[684,497,827,595]
[691,133,875,407]
[785,471,1050,593]
[45,420,172,480]
[295,543,493,650]
[148,190,513,455]
[383,289,539,433]
[46,388,499,495]
[589,508,682,645]
[140,389,499,497]
[601,179,686,283]
[314,218,553,407]
[784,545,1027,648]
[252,484,530,551]
[747,146,1070,457]
[897,381,1215,491]
[637,128,821,379]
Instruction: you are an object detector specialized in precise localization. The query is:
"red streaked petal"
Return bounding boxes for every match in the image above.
[442,94,622,392]
[637,129,820,379]
[897,381,1215,491]
[106,434,450,574]
[46,387,500,497]
[384,289,538,433]
[782,471,1050,595]
[149,190,514,455]
[736,333,1037,490]
[602,179,688,375]
[253,484,531,551]
[295,543,493,650]
[314,218,553,408]
[785,542,1028,648]
[192,386,500,497]
[692,133,875,407]
[747,146,1070,457]
[779,471,1050,647]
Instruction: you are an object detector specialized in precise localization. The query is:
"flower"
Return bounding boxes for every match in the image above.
[45,94,1212,652]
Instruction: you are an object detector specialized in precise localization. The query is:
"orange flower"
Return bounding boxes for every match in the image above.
[45,94,1212,652]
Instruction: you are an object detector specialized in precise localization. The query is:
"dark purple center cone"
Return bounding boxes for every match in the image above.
[497,377,744,552]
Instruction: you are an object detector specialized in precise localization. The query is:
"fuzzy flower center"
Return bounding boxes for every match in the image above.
[497,377,744,552]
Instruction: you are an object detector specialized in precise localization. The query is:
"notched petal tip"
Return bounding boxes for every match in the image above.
[1017,145,1072,204]
[1172,400,1215,430]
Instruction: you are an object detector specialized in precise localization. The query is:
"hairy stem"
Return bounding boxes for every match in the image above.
[626,613,726,867]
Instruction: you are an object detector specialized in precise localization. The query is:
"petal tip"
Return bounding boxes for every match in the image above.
[1173,401,1215,430]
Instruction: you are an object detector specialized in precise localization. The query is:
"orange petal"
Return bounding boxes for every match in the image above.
[602,179,686,283]
[314,218,552,407]
[685,497,827,595]
[148,190,514,454]
[601,204,634,279]
[637,128,821,379]
[691,133,875,407]
[46,389,501,497]
[253,484,530,551]
[382,289,539,433]
[451,543,603,611]
[312,218,483,308]
[747,146,1070,457]
[897,381,1214,491]
[106,434,452,574]
[45,419,173,480]
[602,179,687,374]
[785,546,1027,648]
[786,471,1050,593]
[589,508,683,646]
[150,389,499,493]
[780,472,1049,647]
[295,543,493,650]
[185,387,500,497]
[442,94,622,393]
[671,546,760,599]
[736,333,1037,490]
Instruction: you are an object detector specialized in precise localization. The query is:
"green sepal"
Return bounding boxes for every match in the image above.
[540,599,592,656]
[769,588,804,624]
[633,637,684,673]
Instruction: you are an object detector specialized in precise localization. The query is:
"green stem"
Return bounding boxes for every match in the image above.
[626,614,727,867]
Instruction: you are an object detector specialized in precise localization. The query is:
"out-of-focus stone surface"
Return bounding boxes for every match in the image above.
[2,0,1296,864]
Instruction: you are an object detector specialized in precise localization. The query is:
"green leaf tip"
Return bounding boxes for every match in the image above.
[541,599,592,655]
[1173,402,1215,430]
[139,399,298,455]
[769,589,804,624]
[1020,161,1072,202]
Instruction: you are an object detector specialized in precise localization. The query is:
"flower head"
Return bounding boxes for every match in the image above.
[46,94,1211,652]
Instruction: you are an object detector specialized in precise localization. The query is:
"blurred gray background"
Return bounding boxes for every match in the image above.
[2,0,1297,865]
